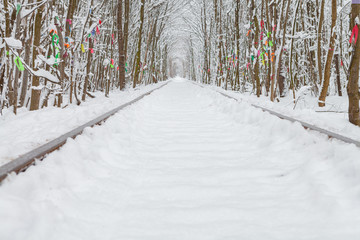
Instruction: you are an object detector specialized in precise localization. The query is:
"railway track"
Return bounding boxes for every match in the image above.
[1,80,359,183]
[0,82,169,183]
[193,81,360,149]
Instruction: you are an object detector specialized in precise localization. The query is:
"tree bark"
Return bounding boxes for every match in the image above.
[124,0,130,62]
[347,4,360,126]
[20,36,31,107]
[30,1,44,111]
[334,54,342,96]
[118,0,126,90]
[317,0,325,87]
[318,0,337,107]
[133,0,145,88]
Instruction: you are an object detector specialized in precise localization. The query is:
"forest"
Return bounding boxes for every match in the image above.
[1,1,360,238]
[0,0,360,126]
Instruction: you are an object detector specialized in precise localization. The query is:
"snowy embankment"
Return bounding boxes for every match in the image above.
[0,81,168,166]
[207,84,360,142]
[0,79,359,239]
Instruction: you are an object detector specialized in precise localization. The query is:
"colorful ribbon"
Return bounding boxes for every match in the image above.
[16,4,21,16]
[272,25,276,32]
[350,25,359,45]
[54,47,60,66]
[52,34,59,46]
[14,56,25,71]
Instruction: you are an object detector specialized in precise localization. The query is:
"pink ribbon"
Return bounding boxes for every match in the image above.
[350,25,359,45]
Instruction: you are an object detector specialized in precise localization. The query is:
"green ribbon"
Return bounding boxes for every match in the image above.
[16,4,21,16]
[54,47,60,67]
[260,52,265,60]
[52,34,59,46]
[14,56,25,71]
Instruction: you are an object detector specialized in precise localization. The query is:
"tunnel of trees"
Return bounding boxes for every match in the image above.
[0,0,359,126]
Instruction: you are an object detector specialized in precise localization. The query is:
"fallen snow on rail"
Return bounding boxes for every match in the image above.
[0,81,168,166]
[206,83,360,143]
[0,79,359,239]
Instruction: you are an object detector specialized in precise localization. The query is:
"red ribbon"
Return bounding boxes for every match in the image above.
[350,25,359,44]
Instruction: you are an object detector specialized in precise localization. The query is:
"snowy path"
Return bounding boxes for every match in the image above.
[1,79,360,240]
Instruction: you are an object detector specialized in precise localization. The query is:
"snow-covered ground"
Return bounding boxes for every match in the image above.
[1,79,359,239]
[208,84,360,143]
[0,82,167,166]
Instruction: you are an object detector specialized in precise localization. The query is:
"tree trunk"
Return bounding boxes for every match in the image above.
[82,37,93,101]
[133,0,145,88]
[19,37,31,107]
[253,15,261,97]
[289,0,302,103]
[317,0,325,87]
[124,0,130,62]
[118,0,126,90]
[30,1,44,111]
[235,0,241,91]
[269,1,277,101]
[347,3,360,126]
[318,0,337,107]
[334,54,342,96]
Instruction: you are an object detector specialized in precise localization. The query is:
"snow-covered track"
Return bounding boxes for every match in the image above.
[0,82,169,183]
[193,82,360,149]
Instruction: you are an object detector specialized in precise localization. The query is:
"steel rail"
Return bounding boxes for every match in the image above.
[0,82,169,183]
[193,81,360,148]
